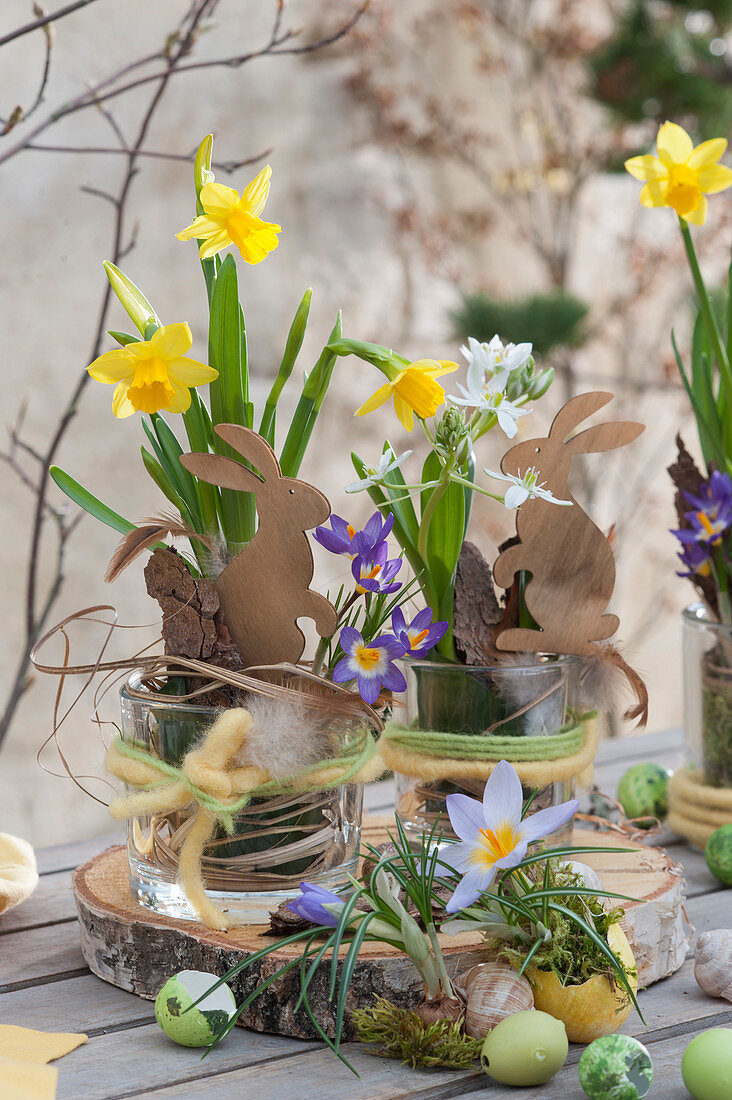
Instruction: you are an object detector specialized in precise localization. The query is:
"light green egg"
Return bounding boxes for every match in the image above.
[617,764,668,824]
[480,1009,568,1087]
[705,824,732,887]
[681,1028,732,1100]
[154,969,236,1048]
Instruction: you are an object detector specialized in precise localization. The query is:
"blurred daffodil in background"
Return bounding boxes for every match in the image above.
[87,322,217,417]
[624,121,732,225]
[177,164,281,262]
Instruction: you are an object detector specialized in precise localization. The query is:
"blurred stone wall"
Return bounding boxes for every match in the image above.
[0,0,698,844]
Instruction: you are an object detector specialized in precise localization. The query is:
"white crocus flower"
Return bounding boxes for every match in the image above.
[449,368,528,438]
[460,334,533,377]
[345,447,413,494]
[483,465,573,509]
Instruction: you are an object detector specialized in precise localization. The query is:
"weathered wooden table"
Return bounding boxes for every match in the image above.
[2,728,731,1099]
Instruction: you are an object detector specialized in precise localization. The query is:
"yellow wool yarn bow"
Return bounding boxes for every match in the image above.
[106,708,383,929]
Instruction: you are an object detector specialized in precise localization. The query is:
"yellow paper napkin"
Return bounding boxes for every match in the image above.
[0,1025,88,1063]
[0,1056,58,1100]
[0,834,38,915]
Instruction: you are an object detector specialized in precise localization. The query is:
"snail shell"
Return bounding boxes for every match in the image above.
[694,929,732,1001]
[464,962,534,1039]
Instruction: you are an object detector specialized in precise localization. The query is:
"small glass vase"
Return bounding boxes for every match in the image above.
[394,656,581,844]
[683,602,732,788]
[120,672,365,923]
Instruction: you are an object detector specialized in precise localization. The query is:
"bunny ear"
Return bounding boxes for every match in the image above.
[214,425,281,482]
[549,392,614,442]
[180,451,263,492]
[565,421,645,455]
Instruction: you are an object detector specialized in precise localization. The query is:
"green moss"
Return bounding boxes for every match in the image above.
[702,678,732,788]
[495,864,635,987]
[352,997,481,1069]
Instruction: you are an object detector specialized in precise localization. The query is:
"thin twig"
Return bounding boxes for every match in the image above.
[0,0,101,47]
[26,142,271,173]
[0,3,368,166]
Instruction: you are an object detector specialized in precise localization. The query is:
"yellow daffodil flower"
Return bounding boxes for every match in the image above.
[88,323,217,418]
[176,164,281,263]
[625,121,732,225]
[356,359,458,432]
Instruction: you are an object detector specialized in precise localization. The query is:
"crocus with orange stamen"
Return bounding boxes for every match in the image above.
[444,760,579,913]
[391,606,447,658]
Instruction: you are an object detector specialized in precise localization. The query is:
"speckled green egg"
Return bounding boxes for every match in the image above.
[681,1028,732,1100]
[480,1009,568,1086]
[617,764,669,823]
[705,824,732,887]
[578,1034,653,1099]
[154,969,236,1048]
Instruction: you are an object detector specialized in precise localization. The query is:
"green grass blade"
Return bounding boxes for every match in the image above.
[181,391,220,534]
[279,313,342,477]
[260,288,312,445]
[207,253,254,545]
[140,447,197,531]
[49,466,135,535]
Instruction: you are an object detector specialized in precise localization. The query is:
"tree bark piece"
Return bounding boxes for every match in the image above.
[72,822,688,1040]
[452,541,503,664]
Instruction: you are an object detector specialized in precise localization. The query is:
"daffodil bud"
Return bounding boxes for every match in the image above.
[103,261,161,337]
[194,134,214,202]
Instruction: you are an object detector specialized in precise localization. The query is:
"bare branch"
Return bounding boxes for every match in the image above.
[0,0,102,47]
[26,142,272,173]
[0,3,368,167]
[0,0,367,748]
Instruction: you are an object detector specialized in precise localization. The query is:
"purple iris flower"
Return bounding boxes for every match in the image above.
[352,540,402,594]
[391,606,448,658]
[287,881,344,927]
[313,511,394,558]
[680,470,732,546]
[332,626,407,705]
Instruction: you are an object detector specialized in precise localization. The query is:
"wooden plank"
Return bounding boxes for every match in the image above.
[0,922,86,991]
[0,871,76,934]
[54,1022,314,1100]
[35,833,123,876]
[121,1041,480,1100]
[0,974,152,1035]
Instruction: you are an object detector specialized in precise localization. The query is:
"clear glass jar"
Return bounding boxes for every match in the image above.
[394,656,580,844]
[120,673,364,923]
[683,602,732,788]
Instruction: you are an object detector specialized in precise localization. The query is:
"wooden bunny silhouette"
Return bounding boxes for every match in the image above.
[493,392,644,656]
[180,425,338,668]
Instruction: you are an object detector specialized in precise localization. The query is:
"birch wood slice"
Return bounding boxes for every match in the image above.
[71,821,688,1040]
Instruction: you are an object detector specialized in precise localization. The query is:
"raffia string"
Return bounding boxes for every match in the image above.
[106,707,384,930]
[668,766,732,849]
[380,714,599,786]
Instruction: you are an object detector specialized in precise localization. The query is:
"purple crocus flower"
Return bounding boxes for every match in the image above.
[391,606,448,658]
[287,881,344,927]
[313,511,394,558]
[352,540,402,594]
[681,470,732,546]
[443,760,580,913]
[332,626,407,704]
[675,538,713,579]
